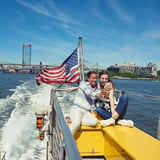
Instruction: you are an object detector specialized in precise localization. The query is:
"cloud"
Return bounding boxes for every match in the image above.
[106,0,135,24]
[88,0,112,24]
[141,30,160,41]
[16,0,83,26]
[16,0,51,16]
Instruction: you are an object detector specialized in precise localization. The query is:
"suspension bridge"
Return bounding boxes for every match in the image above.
[0,60,106,74]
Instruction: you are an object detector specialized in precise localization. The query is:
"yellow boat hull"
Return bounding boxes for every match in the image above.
[74,122,160,160]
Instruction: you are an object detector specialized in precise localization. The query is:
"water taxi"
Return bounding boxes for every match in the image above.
[34,88,160,160]
[34,37,160,160]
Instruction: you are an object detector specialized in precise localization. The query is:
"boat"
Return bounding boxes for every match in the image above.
[34,37,160,160]
[34,88,160,160]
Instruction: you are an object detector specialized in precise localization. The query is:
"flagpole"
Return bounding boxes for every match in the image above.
[79,37,84,81]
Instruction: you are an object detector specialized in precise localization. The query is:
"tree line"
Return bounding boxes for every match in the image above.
[108,71,160,80]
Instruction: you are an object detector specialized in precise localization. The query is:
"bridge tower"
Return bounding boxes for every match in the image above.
[22,44,31,65]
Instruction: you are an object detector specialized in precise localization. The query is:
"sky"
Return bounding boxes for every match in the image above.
[0,0,160,70]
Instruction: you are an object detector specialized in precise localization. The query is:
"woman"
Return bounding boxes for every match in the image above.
[96,70,134,127]
[69,71,101,135]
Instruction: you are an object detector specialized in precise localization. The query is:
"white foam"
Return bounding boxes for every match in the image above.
[0,81,52,159]
[0,80,76,159]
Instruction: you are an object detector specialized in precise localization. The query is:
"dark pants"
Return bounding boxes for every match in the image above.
[96,94,128,120]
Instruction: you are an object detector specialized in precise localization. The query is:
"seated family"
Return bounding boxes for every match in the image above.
[68,70,134,135]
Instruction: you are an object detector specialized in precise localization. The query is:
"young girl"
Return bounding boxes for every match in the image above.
[96,70,134,127]
[69,71,101,135]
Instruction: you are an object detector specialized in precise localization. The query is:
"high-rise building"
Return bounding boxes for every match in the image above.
[22,44,31,65]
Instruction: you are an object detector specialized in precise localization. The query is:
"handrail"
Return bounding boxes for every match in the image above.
[115,89,160,101]
[0,151,6,160]
[48,89,81,160]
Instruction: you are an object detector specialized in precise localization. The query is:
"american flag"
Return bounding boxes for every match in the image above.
[35,48,81,85]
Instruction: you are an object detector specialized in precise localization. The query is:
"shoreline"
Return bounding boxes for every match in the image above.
[111,76,160,81]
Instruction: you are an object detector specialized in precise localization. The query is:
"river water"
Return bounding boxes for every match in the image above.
[0,73,160,160]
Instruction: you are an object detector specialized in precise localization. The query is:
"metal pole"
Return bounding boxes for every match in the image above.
[30,45,31,65]
[22,45,24,66]
[79,37,84,81]
[46,141,48,160]
[96,62,98,72]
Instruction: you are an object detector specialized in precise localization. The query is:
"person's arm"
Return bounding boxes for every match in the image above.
[79,81,102,99]
[95,92,103,98]
[67,86,79,92]
[109,87,115,112]
[79,81,92,95]
[109,82,119,119]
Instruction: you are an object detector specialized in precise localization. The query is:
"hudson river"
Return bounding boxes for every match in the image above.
[0,73,160,159]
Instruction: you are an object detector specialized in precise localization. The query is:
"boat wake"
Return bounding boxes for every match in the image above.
[0,78,76,160]
[0,81,55,160]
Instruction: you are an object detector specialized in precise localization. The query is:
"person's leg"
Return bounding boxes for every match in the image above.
[115,94,134,127]
[115,94,128,119]
[82,111,98,126]
[69,107,83,135]
[96,106,112,119]
[117,119,134,127]
[96,107,115,126]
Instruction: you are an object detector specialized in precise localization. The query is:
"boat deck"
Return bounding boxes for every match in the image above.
[75,122,160,160]
[103,125,160,160]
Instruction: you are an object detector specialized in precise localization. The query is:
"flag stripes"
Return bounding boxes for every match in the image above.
[35,48,81,85]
